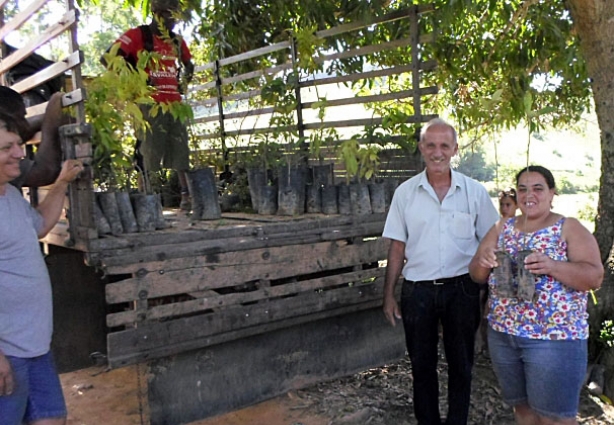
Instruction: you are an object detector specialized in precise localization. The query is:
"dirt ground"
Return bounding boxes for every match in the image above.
[60,352,614,425]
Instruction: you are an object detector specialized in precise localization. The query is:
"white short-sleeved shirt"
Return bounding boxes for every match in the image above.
[383,169,498,281]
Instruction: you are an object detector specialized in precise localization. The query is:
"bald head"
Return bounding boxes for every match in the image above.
[420,118,457,146]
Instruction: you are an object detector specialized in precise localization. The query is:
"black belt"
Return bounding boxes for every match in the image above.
[405,273,471,286]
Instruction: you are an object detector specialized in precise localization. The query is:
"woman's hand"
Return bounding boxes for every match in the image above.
[475,245,499,270]
[523,251,556,276]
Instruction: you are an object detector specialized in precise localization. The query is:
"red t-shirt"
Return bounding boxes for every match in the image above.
[115,26,192,103]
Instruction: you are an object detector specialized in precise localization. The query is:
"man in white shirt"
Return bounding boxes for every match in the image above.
[382,118,498,425]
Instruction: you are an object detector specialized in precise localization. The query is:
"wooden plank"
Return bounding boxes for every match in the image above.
[11,50,82,94]
[303,114,438,130]
[61,88,85,107]
[317,38,411,64]
[106,268,385,327]
[187,97,218,108]
[217,111,436,138]
[193,62,216,73]
[190,65,437,125]
[98,220,385,269]
[223,88,262,102]
[188,80,216,93]
[222,62,292,85]
[222,123,296,138]
[0,0,48,40]
[188,5,433,76]
[108,297,383,368]
[316,8,411,39]
[145,305,405,422]
[105,237,388,303]
[301,87,438,110]
[192,105,275,124]
[91,213,386,258]
[107,280,385,365]
[300,60,437,89]
[0,9,76,74]
[218,41,291,67]
[315,5,434,39]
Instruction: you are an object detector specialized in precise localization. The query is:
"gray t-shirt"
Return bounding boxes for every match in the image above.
[0,184,52,358]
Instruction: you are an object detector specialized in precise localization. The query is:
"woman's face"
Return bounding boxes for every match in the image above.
[499,196,517,219]
[516,171,555,218]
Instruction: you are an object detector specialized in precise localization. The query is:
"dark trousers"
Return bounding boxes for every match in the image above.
[400,275,481,425]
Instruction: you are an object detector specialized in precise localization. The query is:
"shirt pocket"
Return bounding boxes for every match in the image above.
[451,212,474,240]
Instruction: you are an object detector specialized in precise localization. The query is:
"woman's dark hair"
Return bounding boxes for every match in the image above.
[515,165,556,189]
[498,187,517,203]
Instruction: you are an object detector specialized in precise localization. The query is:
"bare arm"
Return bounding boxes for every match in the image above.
[22,92,64,187]
[0,350,14,397]
[469,222,501,284]
[35,159,83,237]
[383,239,406,326]
[524,217,604,291]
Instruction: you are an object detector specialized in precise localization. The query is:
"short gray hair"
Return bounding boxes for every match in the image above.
[420,118,457,144]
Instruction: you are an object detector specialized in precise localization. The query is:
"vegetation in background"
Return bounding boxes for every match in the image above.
[88,39,193,190]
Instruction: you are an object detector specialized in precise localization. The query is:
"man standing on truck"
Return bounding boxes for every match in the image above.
[102,0,194,210]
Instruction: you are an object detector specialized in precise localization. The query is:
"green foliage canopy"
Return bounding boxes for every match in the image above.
[181,0,590,138]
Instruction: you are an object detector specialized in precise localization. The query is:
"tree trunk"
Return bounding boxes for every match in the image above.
[567,0,614,398]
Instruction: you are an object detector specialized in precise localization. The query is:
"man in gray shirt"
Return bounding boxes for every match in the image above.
[382,118,498,425]
[0,109,83,425]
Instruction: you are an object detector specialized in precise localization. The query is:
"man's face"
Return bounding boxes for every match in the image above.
[418,125,458,174]
[0,126,24,185]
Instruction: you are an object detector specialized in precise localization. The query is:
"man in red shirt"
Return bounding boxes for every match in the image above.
[105,0,194,210]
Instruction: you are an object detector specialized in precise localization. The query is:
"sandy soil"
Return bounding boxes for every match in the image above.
[61,365,329,425]
[61,356,614,425]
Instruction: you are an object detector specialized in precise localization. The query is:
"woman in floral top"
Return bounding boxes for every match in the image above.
[469,165,603,425]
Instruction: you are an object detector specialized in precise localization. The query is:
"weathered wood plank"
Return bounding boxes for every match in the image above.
[302,114,438,130]
[106,268,385,327]
[108,298,380,368]
[315,5,433,39]
[218,41,291,66]
[222,62,293,85]
[97,220,386,269]
[89,212,385,253]
[11,51,82,94]
[300,61,437,88]
[0,0,48,40]
[301,87,438,110]
[0,9,77,74]
[192,105,276,124]
[107,280,385,366]
[105,237,388,303]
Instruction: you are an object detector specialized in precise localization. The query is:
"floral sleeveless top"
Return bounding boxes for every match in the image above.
[488,217,589,340]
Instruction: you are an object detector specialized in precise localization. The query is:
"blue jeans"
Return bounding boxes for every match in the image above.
[488,328,587,419]
[0,352,67,425]
[400,276,481,425]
